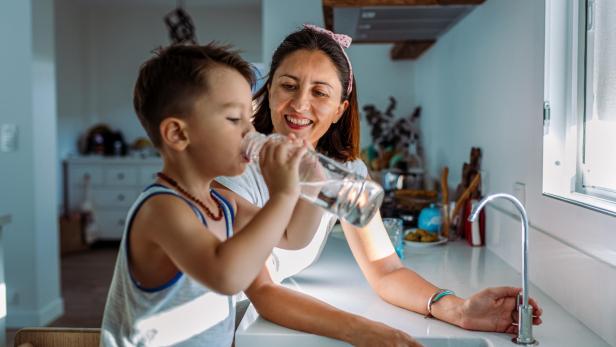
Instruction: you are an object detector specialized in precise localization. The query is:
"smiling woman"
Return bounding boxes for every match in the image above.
[216,25,543,346]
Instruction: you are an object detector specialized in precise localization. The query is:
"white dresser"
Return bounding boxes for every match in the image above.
[64,156,162,240]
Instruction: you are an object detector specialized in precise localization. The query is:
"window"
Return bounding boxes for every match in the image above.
[543,0,616,216]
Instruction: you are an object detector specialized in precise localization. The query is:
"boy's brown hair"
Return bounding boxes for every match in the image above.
[134,43,255,147]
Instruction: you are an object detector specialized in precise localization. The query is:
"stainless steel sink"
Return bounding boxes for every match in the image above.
[416,337,493,347]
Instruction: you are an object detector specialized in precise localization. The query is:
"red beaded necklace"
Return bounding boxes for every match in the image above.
[156,172,223,221]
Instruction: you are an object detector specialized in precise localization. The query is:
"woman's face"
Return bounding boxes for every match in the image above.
[268,49,349,147]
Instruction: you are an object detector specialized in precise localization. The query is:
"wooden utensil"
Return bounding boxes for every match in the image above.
[450,172,481,225]
[440,167,450,238]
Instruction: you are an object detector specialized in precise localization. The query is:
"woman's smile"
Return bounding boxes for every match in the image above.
[284,114,314,129]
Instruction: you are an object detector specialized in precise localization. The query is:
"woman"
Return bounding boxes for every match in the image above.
[216,25,542,346]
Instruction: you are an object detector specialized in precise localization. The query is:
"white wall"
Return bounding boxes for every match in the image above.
[262,0,415,151]
[56,2,262,161]
[0,0,63,327]
[415,0,616,345]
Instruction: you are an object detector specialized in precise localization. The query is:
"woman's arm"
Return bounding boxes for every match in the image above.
[217,185,324,250]
[244,266,421,347]
[341,211,543,332]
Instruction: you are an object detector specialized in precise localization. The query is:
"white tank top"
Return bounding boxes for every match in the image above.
[101,184,235,347]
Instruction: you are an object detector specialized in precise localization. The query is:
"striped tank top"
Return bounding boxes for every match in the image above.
[101,184,235,347]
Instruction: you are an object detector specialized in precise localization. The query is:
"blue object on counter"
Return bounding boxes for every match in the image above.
[418,204,441,233]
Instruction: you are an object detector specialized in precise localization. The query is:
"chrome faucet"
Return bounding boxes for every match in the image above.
[469,193,537,345]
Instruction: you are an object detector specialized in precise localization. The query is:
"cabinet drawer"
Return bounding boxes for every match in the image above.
[140,165,162,185]
[105,166,138,185]
[96,210,128,240]
[69,164,103,186]
[92,188,139,208]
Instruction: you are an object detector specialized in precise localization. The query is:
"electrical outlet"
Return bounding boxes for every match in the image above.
[513,182,526,207]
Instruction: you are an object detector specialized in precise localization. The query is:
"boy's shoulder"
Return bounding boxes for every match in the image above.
[213,187,239,213]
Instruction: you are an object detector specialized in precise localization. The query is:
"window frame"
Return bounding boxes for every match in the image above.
[543,0,616,217]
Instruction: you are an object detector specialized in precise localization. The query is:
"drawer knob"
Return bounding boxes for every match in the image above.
[118,219,125,227]
[117,194,125,201]
[117,173,125,180]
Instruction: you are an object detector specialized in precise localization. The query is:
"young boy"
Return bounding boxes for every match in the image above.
[100,44,320,346]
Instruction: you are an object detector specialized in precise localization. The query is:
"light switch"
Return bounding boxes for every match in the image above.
[0,123,18,152]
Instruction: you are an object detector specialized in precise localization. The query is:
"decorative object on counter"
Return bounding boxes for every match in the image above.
[417,203,442,234]
[164,1,197,44]
[79,124,128,157]
[383,217,405,259]
[450,147,483,243]
[131,137,158,158]
[361,97,424,177]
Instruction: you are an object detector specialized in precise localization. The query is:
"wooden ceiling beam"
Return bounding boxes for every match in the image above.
[390,40,435,60]
[323,0,484,7]
[324,5,334,30]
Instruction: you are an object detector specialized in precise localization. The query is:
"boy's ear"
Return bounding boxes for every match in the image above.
[160,117,189,151]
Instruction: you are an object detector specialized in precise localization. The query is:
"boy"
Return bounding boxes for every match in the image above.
[100,44,320,346]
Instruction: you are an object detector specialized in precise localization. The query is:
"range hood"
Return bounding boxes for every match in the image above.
[323,0,485,59]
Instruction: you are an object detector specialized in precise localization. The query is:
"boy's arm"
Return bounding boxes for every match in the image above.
[142,191,297,295]
[219,187,324,251]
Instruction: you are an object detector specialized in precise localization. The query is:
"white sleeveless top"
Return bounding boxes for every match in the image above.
[216,159,368,283]
[101,184,235,347]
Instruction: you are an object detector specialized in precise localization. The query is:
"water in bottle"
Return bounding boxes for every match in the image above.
[241,132,384,227]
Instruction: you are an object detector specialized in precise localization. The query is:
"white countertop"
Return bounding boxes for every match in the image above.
[236,234,611,347]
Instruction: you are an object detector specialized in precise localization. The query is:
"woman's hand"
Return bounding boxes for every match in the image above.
[349,318,423,347]
[458,287,543,334]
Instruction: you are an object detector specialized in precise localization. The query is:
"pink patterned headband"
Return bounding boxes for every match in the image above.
[303,24,354,97]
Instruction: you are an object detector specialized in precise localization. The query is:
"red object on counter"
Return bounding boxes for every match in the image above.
[463,199,485,247]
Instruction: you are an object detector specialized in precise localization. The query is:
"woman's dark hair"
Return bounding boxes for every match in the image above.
[252,28,360,162]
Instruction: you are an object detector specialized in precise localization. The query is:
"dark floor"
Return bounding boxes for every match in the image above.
[6,241,119,346]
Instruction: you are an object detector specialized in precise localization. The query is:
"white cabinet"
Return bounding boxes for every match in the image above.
[64,157,162,240]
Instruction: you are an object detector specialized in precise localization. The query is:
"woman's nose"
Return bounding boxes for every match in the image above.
[290,90,310,112]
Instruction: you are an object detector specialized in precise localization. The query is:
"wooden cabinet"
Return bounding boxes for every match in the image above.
[64,157,162,240]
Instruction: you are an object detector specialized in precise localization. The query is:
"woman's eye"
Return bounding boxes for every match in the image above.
[281,83,296,91]
[227,117,241,123]
[314,90,328,97]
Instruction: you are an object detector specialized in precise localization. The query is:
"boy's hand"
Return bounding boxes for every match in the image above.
[350,318,423,347]
[259,135,307,199]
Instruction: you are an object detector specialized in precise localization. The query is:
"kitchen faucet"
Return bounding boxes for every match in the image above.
[469,193,537,345]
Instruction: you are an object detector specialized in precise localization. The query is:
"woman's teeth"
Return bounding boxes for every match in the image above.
[285,115,313,126]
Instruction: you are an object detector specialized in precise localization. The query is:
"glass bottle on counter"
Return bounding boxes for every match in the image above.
[241,132,384,227]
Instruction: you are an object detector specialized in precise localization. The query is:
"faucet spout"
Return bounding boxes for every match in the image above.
[468,193,537,345]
